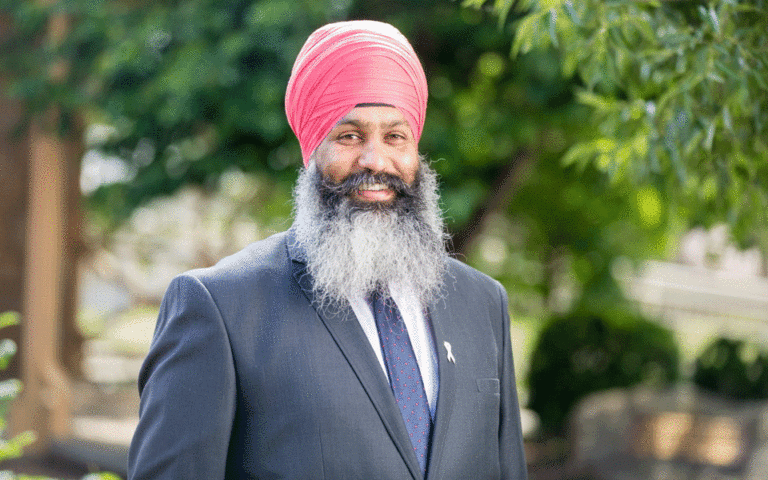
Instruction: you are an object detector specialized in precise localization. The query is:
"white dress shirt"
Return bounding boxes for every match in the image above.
[348,281,439,419]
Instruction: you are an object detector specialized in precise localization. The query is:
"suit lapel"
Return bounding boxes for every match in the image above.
[425,292,458,478]
[286,233,422,480]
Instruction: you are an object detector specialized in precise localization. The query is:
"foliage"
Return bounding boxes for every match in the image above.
[1,0,638,314]
[468,158,678,318]
[0,0,578,232]
[0,312,36,465]
[527,308,679,434]
[0,0,688,322]
[471,0,768,249]
[694,337,768,400]
[0,311,119,480]
[0,0,339,226]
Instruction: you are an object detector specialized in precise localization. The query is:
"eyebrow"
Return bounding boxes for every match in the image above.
[334,119,408,129]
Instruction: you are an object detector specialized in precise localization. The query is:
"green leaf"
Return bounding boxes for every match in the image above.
[0,430,36,463]
[714,59,737,79]
[707,6,721,35]
[722,105,733,132]
[683,129,704,158]
[0,340,16,370]
[548,8,559,48]
[704,120,716,151]
[562,143,595,168]
[562,1,581,26]
[669,145,687,184]
[81,474,123,480]
[0,312,19,330]
[511,14,543,56]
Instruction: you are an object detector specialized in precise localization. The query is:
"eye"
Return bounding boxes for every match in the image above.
[336,131,363,144]
[386,131,409,143]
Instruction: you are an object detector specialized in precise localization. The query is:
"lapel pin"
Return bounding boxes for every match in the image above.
[443,341,456,364]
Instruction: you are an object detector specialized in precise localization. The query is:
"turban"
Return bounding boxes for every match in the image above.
[285,20,428,166]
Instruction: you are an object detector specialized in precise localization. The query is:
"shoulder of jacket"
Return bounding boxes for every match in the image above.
[445,256,503,293]
[181,230,291,286]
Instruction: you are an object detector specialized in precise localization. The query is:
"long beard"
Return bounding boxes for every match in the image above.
[292,161,449,307]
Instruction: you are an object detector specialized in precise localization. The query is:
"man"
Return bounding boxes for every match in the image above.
[128,20,527,480]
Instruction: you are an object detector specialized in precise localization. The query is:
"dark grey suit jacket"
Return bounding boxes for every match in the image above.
[128,230,527,479]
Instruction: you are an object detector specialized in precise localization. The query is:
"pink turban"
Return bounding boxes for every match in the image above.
[285,20,428,166]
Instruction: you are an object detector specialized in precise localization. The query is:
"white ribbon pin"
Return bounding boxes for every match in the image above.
[443,341,456,364]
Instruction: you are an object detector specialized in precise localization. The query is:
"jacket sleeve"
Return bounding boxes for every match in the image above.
[128,274,236,480]
[496,283,528,480]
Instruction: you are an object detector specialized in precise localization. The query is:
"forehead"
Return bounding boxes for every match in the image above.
[333,106,410,129]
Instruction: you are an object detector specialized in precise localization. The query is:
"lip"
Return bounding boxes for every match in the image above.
[354,183,395,202]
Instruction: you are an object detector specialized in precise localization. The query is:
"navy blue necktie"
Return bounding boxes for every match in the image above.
[370,292,432,475]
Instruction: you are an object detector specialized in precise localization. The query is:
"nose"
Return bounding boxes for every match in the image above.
[357,138,388,173]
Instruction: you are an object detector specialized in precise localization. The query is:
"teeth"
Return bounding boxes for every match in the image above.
[359,183,387,191]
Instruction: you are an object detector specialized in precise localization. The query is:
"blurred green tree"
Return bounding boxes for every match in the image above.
[0,0,673,321]
[468,0,768,252]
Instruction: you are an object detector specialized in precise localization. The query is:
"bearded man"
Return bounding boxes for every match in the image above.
[128,20,527,480]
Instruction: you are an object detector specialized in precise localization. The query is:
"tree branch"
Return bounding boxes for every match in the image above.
[449,148,535,256]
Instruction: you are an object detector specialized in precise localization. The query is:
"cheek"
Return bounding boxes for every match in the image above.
[397,152,420,184]
[323,159,356,184]
[315,145,351,183]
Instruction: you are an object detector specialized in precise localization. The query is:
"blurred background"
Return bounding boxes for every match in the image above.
[1,0,767,478]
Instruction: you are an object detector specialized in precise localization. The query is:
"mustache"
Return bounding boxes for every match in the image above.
[318,170,420,213]
[320,171,417,198]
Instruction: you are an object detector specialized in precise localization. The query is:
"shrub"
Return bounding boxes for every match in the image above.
[527,308,679,434]
[0,312,120,480]
[693,337,768,400]
[0,312,36,467]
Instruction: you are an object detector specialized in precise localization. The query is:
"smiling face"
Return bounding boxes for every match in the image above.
[312,106,420,205]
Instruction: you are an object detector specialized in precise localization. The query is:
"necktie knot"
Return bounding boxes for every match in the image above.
[370,292,404,329]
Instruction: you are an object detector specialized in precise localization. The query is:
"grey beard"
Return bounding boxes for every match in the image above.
[292,161,449,307]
